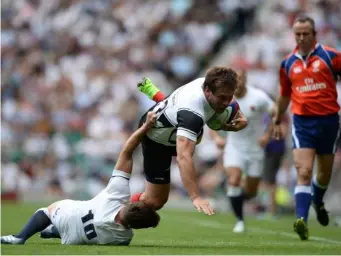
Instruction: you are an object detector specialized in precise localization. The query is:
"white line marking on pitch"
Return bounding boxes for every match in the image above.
[169,215,341,246]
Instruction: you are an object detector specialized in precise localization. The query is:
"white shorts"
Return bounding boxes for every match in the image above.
[223,144,264,178]
[49,199,84,244]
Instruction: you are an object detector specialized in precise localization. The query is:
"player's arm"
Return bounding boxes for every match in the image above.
[273,62,292,124]
[115,111,156,174]
[273,96,290,124]
[176,110,215,215]
[176,136,214,215]
[176,135,199,200]
[273,62,292,139]
[258,94,277,147]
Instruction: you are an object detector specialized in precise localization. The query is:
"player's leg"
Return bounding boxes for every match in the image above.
[38,202,61,239]
[226,167,245,233]
[312,154,334,226]
[260,152,283,217]
[223,145,246,232]
[243,159,263,200]
[292,148,315,239]
[291,115,318,240]
[140,183,171,210]
[312,115,340,226]
[134,137,173,210]
[1,206,51,244]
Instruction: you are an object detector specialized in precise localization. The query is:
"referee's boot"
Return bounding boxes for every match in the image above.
[313,203,329,226]
[293,217,309,241]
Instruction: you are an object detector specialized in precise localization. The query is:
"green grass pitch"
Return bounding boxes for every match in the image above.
[1,202,340,254]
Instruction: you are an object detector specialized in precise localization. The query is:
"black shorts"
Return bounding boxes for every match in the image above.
[262,151,284,184]
[141,136,176,184]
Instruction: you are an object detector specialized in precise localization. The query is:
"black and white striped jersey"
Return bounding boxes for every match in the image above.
[146,78,216,146]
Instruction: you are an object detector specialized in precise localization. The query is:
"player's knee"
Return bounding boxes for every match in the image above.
[295,165,312,183]
[226,169,241,186]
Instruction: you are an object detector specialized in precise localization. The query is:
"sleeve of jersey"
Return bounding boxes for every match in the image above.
[279,61,292,97]
[105,170,130,199]
[331,50,341,77]
[176,109,204,142]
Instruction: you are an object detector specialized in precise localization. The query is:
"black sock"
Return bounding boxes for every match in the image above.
[229,194,244,221]
[16,209,51,241]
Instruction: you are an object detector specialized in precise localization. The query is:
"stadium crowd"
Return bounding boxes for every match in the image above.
[1,0,340,217]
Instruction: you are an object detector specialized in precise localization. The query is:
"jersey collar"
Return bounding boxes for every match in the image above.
[293,42,319,60]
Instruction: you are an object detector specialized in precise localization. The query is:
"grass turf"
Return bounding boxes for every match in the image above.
[1,202,340,254]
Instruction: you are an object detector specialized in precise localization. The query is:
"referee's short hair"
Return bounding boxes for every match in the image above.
[293,15,316,36]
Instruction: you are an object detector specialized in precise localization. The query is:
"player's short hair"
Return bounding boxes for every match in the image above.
[203,66,238,94]
[293,15,316,35]
[121,202,160,229]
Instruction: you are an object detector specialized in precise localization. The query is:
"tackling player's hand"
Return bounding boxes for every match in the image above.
[221,118,248,132]
[192,197,215,215]
[144,111,157,129]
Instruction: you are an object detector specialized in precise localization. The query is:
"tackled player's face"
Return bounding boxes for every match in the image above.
[205,86,235,113]
[293,21,315,53]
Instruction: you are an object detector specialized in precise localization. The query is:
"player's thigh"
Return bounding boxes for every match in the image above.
[246,157,263,178]
[316,114,340,155]
[48,200,74,238]
[291,114,317,150]
[243,158,262,194]
[141,136,174,184]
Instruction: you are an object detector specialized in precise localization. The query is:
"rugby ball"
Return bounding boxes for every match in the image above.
[207,101,239,130]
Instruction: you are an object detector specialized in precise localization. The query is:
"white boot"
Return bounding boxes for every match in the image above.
[233,220,245,233]
[1,235,25,244]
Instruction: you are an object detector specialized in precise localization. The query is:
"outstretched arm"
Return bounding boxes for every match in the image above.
[273,95,291,139]
[115,112,156,174]
[176,135,215,215]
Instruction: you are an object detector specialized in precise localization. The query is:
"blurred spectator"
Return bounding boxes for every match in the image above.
[1,0,253,199]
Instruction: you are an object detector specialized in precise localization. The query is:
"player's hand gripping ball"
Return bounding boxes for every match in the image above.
[207,101,239,130]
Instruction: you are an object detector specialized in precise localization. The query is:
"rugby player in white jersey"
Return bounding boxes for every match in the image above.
[132,67,248,215]
[211,69,275,232]
[1,112,160,245]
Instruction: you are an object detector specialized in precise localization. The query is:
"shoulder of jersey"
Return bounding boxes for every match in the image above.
[322,45,340,54]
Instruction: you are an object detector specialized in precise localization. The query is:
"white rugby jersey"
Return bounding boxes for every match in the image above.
[57,170,133,245]
[146,78,217,146]
[226,86,274,157]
